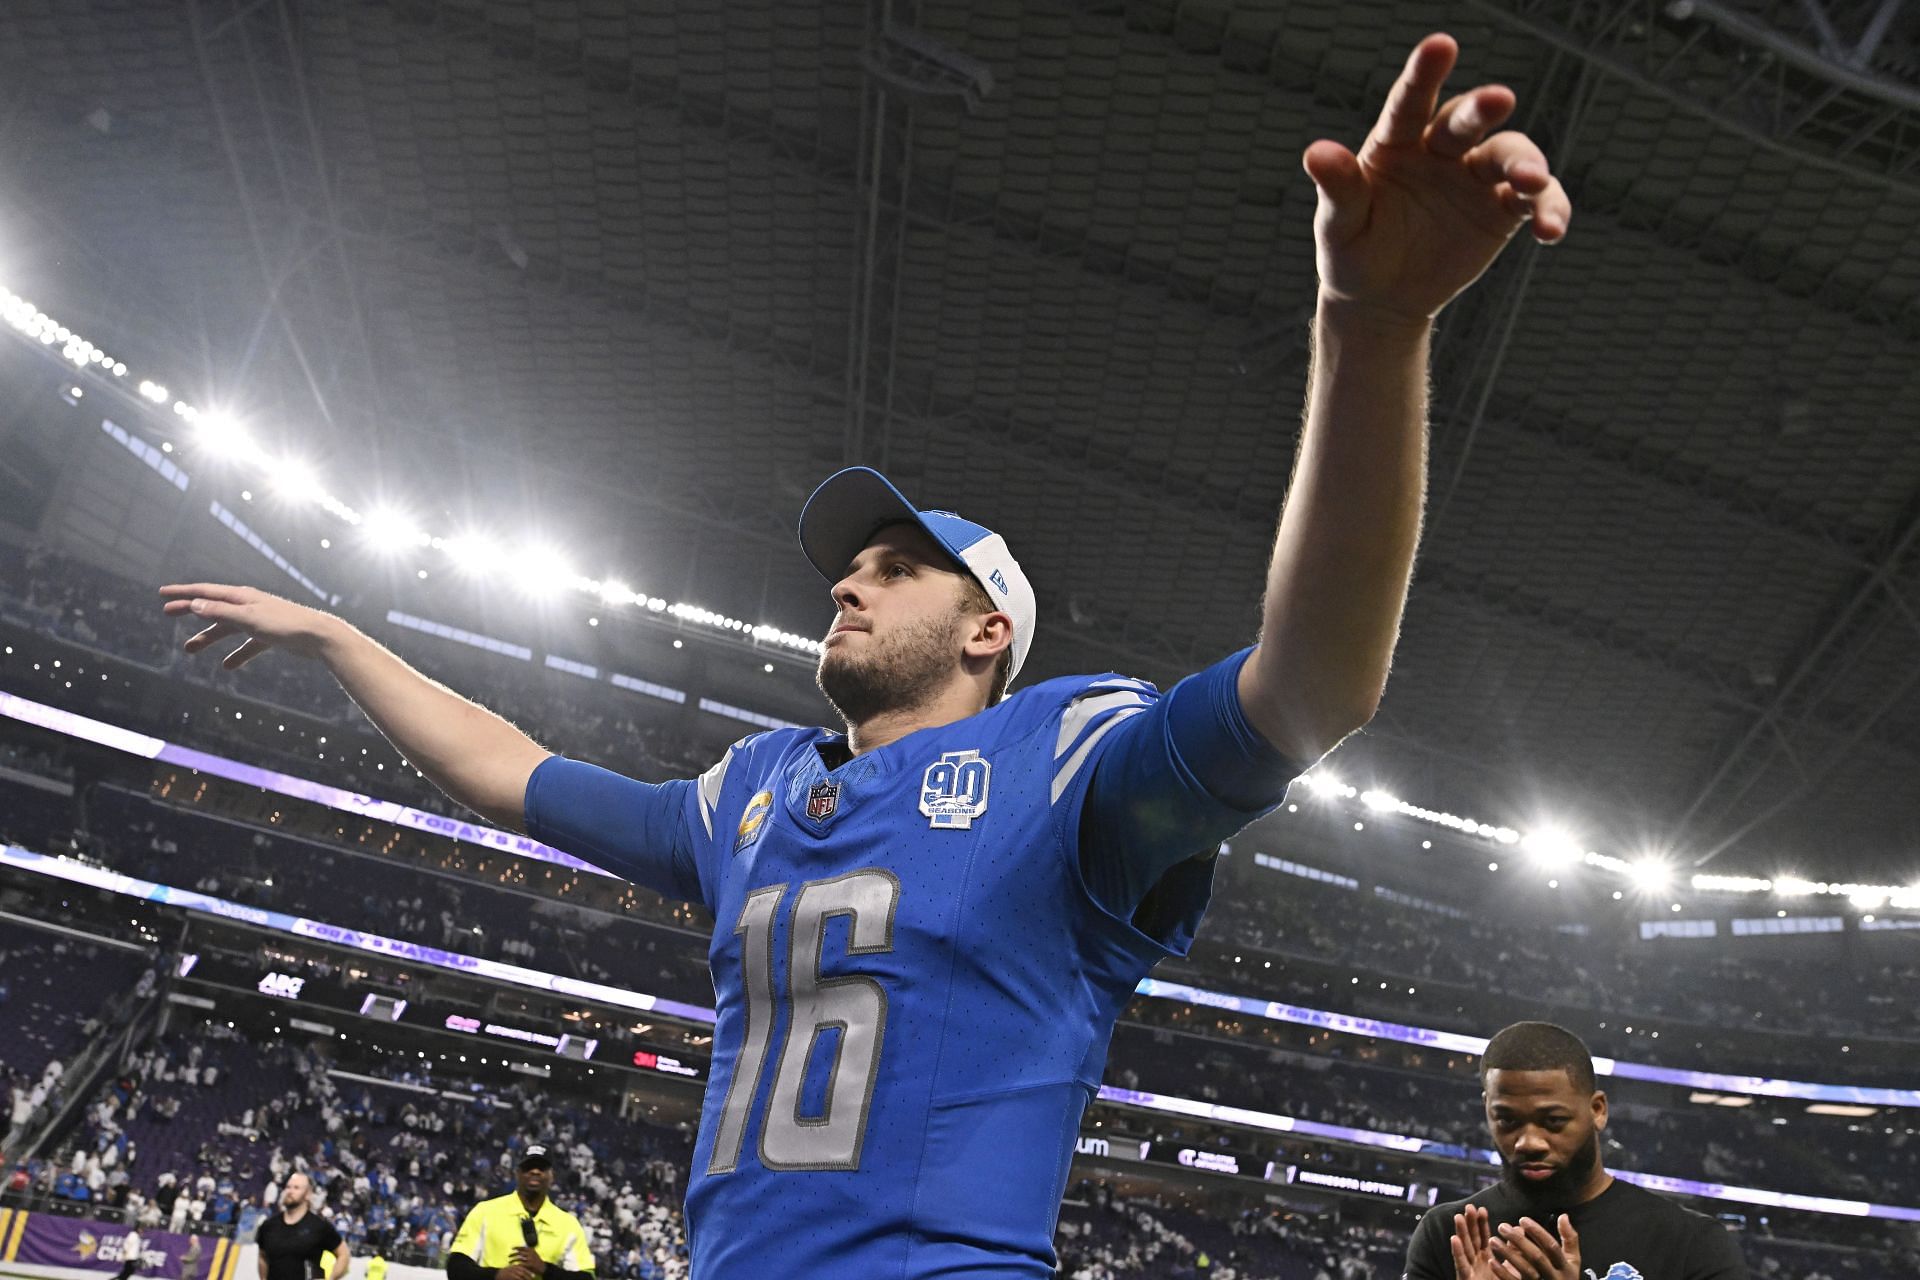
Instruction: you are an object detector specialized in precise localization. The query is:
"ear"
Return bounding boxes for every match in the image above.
[961,610,1013,663]
[1591,1089,1608,1131]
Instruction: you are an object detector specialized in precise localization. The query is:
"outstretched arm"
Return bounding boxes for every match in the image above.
[1238,34,1572,765]
[159,584,550,831]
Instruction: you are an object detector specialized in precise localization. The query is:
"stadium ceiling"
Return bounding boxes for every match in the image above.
[0,0,1916,882]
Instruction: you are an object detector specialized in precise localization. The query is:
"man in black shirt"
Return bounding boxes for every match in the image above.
[254,1173,349,1280]
[1404,1022,1749,1280]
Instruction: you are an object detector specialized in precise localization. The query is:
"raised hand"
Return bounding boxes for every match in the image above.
[158,583,339,670]
[1304,33,1571,324]
[1449,1205,1501,1280]
[1492,1215,1580,1280]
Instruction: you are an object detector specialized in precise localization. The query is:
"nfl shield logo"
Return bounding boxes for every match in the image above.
[806,781,840,822]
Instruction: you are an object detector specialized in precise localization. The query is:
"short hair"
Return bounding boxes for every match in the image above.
[1481,1021,1596,1093]
[957,573,1014,704]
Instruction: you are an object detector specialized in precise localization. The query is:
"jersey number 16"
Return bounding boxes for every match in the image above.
[706,869,901,1175]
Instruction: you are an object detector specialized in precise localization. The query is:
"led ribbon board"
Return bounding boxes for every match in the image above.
[0,845,712,1023]
[1092,1086,1920,1222]
[4,690,1918,1109]
[0,691,611,878]
[1132,984,1920,1110]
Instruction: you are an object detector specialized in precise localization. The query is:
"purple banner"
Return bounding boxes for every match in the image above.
[5,1212,241,1280]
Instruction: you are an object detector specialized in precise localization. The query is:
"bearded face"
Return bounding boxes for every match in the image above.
[1497,1120,1601,1210]
[1484,1067,1609,1211]
[815,595,969,725]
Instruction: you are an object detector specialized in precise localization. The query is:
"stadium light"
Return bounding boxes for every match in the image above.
[267,456,323,505]
[193,410,267,467]
[597,578,638,607]
[440,534,500,577]
[1629,859,1672,893]
[1692,874,1772,893]
[361,506,431,551]
[1775,876,1816,898]
[1521,826,1581,868]
[504,543,576,597]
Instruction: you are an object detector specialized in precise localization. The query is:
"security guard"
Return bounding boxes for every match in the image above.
[447,1144,594,1280]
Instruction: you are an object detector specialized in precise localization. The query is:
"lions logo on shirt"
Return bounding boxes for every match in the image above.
[1587,1265,1644,1280]
[920,750,991,829]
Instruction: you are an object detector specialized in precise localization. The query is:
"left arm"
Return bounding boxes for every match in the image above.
[325,1237,350,1280]
[1238,33,1571,764]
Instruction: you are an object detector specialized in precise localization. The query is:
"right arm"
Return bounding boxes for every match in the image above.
[160,585,550,831]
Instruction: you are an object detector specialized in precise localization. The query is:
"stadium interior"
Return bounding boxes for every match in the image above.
[1,2,1918,1278]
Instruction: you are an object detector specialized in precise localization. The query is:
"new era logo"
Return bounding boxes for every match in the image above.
[989,569,1008,594]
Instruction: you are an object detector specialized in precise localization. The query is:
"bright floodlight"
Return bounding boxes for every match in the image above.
[1629,859,1672,892]
[1774,875,1817,897]
[1521,826,1581,867]
[506,543,575,597]
[440,534,499,576]
[194,410,262,464]
[268,457,322,505]
[598,578,638,607]
[362,506,428,550]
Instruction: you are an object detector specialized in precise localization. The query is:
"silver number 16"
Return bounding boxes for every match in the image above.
[706,869,900,1174]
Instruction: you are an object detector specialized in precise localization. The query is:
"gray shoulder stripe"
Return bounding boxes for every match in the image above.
[1051,705,1149,803]
[1055,689,1153,759]
[696,746,734,840]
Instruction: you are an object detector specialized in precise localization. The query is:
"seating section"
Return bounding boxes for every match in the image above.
[46,1025,691,1278]
[1,918,148,1137]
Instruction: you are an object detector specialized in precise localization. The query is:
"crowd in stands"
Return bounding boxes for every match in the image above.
[3,932,1904,1280]
[9,767,1919,1215]
[20,1020,1906,1280]
[4,768,1919,1207]
[20,1023,697,1279]
[1055,1180,1401,1279]
[1,918,149,1141]
[1103,1020,1920,1204]
[80,784,715,1010]
[1199,872,1920,1046]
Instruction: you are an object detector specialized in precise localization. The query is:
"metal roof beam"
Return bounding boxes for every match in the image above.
[1469,0,1920,193]
[1676,484,1920,863]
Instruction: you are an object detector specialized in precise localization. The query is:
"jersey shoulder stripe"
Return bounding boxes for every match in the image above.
[694,730,813,837]
[695,745,735,839]
[992,672,1163,805]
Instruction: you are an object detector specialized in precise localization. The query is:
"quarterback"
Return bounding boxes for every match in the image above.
[163,34,1569,1279]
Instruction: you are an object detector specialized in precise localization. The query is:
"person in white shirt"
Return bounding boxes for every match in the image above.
[113,1230,145,1280]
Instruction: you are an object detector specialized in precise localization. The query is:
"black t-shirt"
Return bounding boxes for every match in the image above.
[254,1211,344,1280]
[1404,1178,1750,1280]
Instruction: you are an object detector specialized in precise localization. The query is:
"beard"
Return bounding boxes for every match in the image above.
[1499,1127,1601,1211]
[816,607,961,726]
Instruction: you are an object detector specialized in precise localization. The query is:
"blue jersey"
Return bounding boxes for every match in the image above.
[523,652,1294,1278]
